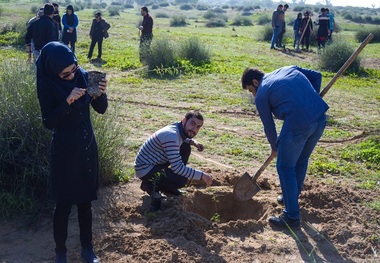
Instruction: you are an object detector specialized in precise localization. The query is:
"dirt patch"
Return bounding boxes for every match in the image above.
[0,171,378,263]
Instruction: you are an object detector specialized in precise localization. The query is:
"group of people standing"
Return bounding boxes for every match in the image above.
[271,4,336,51]
[271,4,289,49]
[25,4,153,64]
[25,3,111,63]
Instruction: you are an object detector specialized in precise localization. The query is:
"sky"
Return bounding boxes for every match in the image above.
[308,0,379,8]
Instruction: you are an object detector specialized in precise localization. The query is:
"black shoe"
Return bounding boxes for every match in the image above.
[81,247,100,263]
[55,252,67,263]
[269,214,300,228]
[161,188,184,196]
[150,191,162,212]
[140,181,152,195]
[277,194,283,204]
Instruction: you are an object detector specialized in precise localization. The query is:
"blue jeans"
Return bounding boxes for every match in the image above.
[271,26,282,48]
[276,115,326,220]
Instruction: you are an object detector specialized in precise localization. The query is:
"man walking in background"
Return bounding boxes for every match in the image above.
[270,4,283,49]
[139,6,153,63]
[276,4,289,48]
[314,8,330,50]
[25,3,58,62]
[135,111,213,212]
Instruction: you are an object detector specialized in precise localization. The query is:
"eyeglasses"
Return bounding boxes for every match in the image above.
[60,64,79,79]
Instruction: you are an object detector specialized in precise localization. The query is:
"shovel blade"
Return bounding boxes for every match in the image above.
[233,172,261,201]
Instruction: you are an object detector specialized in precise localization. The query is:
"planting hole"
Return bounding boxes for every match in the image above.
[183,186,265,223]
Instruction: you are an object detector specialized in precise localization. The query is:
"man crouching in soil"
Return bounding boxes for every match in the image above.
[134,110,213,211]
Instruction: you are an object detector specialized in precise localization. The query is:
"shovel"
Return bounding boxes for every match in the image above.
[233,33,374,202]
[233,152,275,202]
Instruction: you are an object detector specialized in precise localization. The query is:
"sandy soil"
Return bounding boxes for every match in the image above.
[0,166,379,263]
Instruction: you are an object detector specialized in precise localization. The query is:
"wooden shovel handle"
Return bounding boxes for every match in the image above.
[320,33,374,98]
[251,152,276,181]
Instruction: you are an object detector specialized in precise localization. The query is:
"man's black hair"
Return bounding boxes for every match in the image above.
[141,6,149,13]
[44,3,54,16]
[185,111,204,121]
[241,68,265,89]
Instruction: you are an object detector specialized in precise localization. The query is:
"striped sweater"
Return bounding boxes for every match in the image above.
[134,122,203,180]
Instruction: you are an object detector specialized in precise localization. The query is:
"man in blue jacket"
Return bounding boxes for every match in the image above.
[241,66,329,228]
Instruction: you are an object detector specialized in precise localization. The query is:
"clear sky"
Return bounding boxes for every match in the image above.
[308,0,379,8]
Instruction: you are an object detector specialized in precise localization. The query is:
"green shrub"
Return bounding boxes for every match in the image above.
[178,37,211,66]
[318,38,361,73]
[257,14,270,25]
[145,38,178,71]
[159,2,170,7]
[258,25,273,42]
[0,61,50,218]
[151,4,159,9]
[196,3,209,10]
[205,18,226,27]
[204,10,217,20]
[180,4,193,10]
[124,3,134,9]
[0,59,128,218]
[108,6,120,16]
[355,27,380,43]
[156,12,170,18]
[30,5,39,15]
[232,16,253,26]
[170,15,187,27]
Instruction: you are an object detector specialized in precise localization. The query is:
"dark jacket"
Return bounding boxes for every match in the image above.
[90,18,111,39]
[25,15,59,50]
[142,14,153,34]
[36,42,108,205]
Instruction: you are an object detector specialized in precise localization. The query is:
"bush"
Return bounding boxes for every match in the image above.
[156,12,170,18]
[196,4,208,11]
[0,60,128,218]
[257,14,270,25]
[159,2,170,7]
[178,37,211,66]
[204,10,217,20]
[170,15,187,27]
[30,5,39,15]
[124,4,134,9]
[108,6,120,16]
[205,18,226,27]
[258,25,273,41]
[355,27,380,43]
[318,38,361,73]
[180,4,193,10]
[231,16,253,26]
[145,38,178,71]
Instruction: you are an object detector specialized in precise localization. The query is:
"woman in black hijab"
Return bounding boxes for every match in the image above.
[36,41,107,263]
[61,5,78,52]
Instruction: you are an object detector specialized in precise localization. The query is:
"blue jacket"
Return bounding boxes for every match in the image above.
[255,66,329,151]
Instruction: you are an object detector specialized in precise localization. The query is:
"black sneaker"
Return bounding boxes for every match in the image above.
[161,188,184,196]
[150,191,162,212]
[269,214,300,228]
[81,247,100,263]
[140,181,152,195]
[55,252,67,263]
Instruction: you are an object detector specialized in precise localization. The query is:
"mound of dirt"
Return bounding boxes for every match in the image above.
[1,171,378,263]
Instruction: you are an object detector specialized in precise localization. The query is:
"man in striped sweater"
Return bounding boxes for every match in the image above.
[135,111,213,211]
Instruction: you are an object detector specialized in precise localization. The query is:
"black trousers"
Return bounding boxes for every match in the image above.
[53,202,93,253]
[88,37,103,59]
[140,143,190,193]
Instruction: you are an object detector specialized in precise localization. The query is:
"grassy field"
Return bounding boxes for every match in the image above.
[1,1,379,202]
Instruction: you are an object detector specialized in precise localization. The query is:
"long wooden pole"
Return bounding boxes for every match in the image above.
[320,33,374,98]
